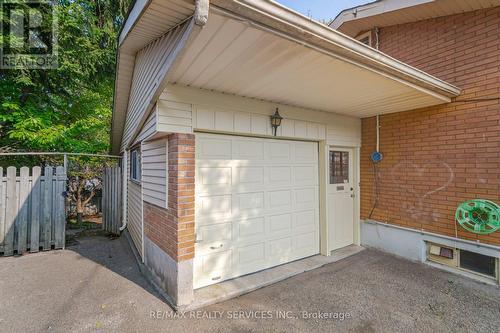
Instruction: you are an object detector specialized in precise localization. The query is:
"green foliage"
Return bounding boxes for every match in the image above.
[0,0,131,161]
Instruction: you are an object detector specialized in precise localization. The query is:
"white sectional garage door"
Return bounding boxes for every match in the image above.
[194,133,319,289]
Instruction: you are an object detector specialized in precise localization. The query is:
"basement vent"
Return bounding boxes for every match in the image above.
[459,250,496,278]
[427,243,457,267]
[427,242,499,282]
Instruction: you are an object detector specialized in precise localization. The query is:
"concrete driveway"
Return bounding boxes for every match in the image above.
[0,235,498,333]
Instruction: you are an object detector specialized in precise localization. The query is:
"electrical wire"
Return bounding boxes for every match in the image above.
[368,162,380,219]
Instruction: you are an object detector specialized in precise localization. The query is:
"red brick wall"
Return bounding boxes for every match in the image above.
[361,7,500,245]
[144,133,195,261]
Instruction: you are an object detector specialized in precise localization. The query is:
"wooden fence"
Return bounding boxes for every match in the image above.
[102,166,122,235]
[0,166,66,256]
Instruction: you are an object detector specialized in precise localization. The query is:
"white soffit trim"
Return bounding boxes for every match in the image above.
[112,0,462,153]
[119,0,150,46]
[330,0,431,30]
[331,0,500,37]
[170,10,449,117]
[210,0,460,98]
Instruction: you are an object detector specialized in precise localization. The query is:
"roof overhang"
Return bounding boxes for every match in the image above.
[111,0,197,153]
[330,0,499,37]
[112,0,461,152]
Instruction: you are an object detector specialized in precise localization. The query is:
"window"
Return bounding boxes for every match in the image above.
[330,151,349,184]
[460,250,496,278]
[130,148,141,182]
[356,31,371,47]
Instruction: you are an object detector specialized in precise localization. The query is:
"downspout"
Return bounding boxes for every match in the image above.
[119,150,128,231]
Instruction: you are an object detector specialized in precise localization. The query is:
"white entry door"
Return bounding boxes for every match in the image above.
[328,148,355,251]
[194,133,320,289]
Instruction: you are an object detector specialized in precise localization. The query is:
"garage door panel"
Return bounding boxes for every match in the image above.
[234,217,266,241]
[198,167,232,194]
[268,237,293,259]
[268,213,293,236]
[295,188,318,210]
[236,242,266,267]
[195,250,233,286]
[268,166,292,186]
[199,222,232,242]
[195,133,319,289]
[196,223,232,255]
[233,140,265,160]
[268,190,292,211]
[293,210,317,231]
[234,166,264,187]
[198,138,232,159]
[196,194,232,222]
[293,232,318,254]
[295,142,318,162]
[265,141,292,163]
[294,166,318,185]
[233,192,265,218]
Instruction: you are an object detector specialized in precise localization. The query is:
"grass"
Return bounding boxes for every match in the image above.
[67,218,102,230]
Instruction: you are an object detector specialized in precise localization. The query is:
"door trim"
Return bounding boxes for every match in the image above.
[326,145,360,253]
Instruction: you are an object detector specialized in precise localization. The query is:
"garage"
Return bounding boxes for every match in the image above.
[194,133,320,288]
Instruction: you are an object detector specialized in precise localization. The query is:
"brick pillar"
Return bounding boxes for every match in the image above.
[142,133,195,308]
[167,133,195,261]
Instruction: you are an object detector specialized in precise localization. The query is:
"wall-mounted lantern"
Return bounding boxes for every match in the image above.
[270,108,283,136]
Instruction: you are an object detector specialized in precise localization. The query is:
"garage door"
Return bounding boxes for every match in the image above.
[194,133,319,289]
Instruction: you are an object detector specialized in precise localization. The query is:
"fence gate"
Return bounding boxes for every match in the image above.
[102,166,122,235]
[0,166,66,256]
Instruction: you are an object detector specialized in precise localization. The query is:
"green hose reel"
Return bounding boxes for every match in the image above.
[455,200,500,235]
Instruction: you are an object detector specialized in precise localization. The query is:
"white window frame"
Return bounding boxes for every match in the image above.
[130,147,141,183]
[356,31,372,47]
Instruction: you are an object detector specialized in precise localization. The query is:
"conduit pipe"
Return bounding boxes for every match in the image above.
[119,150,128,231]
[376,114,380,152]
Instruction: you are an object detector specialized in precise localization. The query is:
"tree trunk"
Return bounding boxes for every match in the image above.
[76,212,83,225]
[76,196,83,226]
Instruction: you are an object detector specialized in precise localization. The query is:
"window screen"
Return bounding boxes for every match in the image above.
[460,250,496,277]
[329,151,349,184]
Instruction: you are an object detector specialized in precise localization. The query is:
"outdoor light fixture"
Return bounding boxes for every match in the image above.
[270,108,283,136]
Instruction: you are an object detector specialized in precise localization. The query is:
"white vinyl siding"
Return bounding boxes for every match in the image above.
[142,139,168,208]
[158,84,361,147]
[127,159,143,259]
[120,20,194,152]
[157,99,192,134]
[134,109,157,145]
